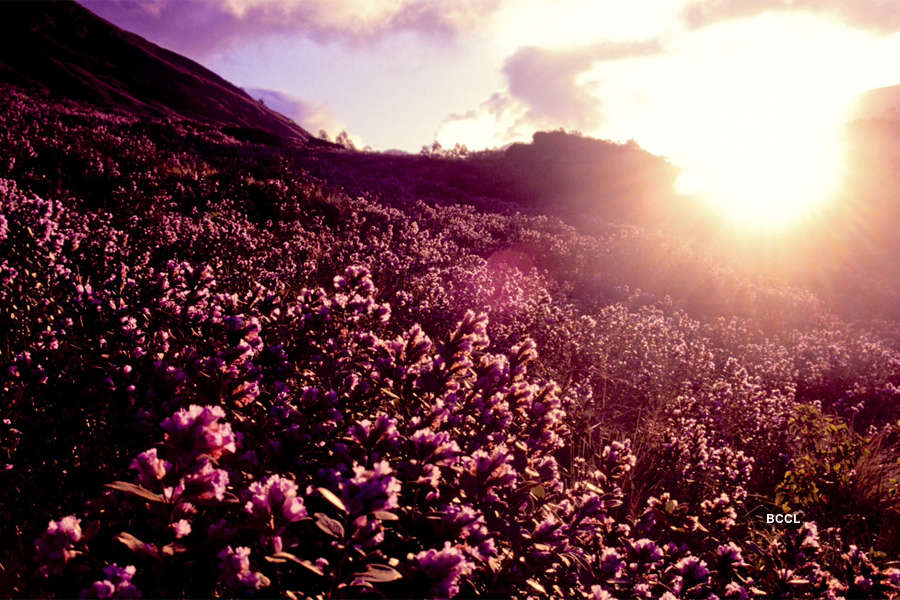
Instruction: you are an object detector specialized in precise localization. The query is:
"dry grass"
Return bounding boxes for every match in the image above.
[853,424,900,553]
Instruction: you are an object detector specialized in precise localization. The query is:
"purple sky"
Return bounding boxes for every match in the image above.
[81,0,900,157]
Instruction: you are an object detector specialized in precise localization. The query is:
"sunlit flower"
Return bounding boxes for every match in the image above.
[245,474,307,523]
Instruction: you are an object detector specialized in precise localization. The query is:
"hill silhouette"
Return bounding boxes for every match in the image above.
[1,2,900,597]
[0,0,314,145]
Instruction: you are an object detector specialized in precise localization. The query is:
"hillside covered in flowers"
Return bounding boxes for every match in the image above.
[1,85,899,599]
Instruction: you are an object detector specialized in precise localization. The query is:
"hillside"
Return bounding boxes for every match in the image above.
[850,85,900,122]
[2,84,900,599]
[1,3,900,599]
[0,0,314,145]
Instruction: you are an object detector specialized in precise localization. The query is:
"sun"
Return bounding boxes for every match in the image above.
[673,96,848,230]
[607,13,894,232]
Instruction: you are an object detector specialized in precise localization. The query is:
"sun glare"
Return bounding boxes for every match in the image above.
[672,93,849,230]
[593,14,895,231]
[660,16,883,230]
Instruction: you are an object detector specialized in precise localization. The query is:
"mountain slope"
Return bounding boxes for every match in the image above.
[3,84,900,597]
[0,0,313,144]
[849,84,900,122]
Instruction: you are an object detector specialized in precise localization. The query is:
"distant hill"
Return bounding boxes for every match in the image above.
[279,129,684,230]
[0,0,314,145]
[499,131,681,224]
[849,85,900,123]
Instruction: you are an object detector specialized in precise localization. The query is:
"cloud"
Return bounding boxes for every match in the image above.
[243,87,362,146]
[436,40,662,149]
[436,92,531,149]
[682,0,900,33]
[503,40,662,130]
[80,0,501,57]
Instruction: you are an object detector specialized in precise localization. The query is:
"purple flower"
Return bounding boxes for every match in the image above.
[674,555,710,589]
[459,444,516,504]
[341,460,401,515]
[409,427,460,466]
[854,575,873,591]
[207,518,238,541]
[129,449,171,487]
[407,543,473,599]
[35,516,82,577]
[716,542,746,568]
[348,413,399,452]
[161,405,237,463]
[349,514,385,549]
[245,474,307,523]
[632,538,663,565]
[437,504,495,560]
[172,519,191,539]
[701,492,738,529]
[590,586,616,600]
[170,459,229,502]
[600,547,625,577]
[724,582,750,599]
[798,521,820,551]
[80,564,141,599]
[217,546,269,590]
[601,440,636,478]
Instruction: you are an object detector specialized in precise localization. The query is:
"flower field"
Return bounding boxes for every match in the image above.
[1,86,899,598]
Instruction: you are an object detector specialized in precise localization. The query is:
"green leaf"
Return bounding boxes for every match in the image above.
[116,532,160,560]
[372,510,398,521]
[583,482,603,495]
[161,543,187,557]
[265,556,288,564]
[105,481,165,503]
[317,487,347,513]
[526,579,547,594]
[352,563,402,584]
[272,552,325,576]
[314,512,344,538]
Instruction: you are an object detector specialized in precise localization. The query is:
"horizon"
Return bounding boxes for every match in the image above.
[3,2,900,597]
[80,0,900,229]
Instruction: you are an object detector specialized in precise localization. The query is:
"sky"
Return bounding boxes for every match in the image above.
[80,0,900,163]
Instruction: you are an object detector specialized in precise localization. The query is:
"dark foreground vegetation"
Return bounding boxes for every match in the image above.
[1,86,899,598]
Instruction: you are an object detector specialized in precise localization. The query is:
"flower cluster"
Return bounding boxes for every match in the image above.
[1,85,899,598]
